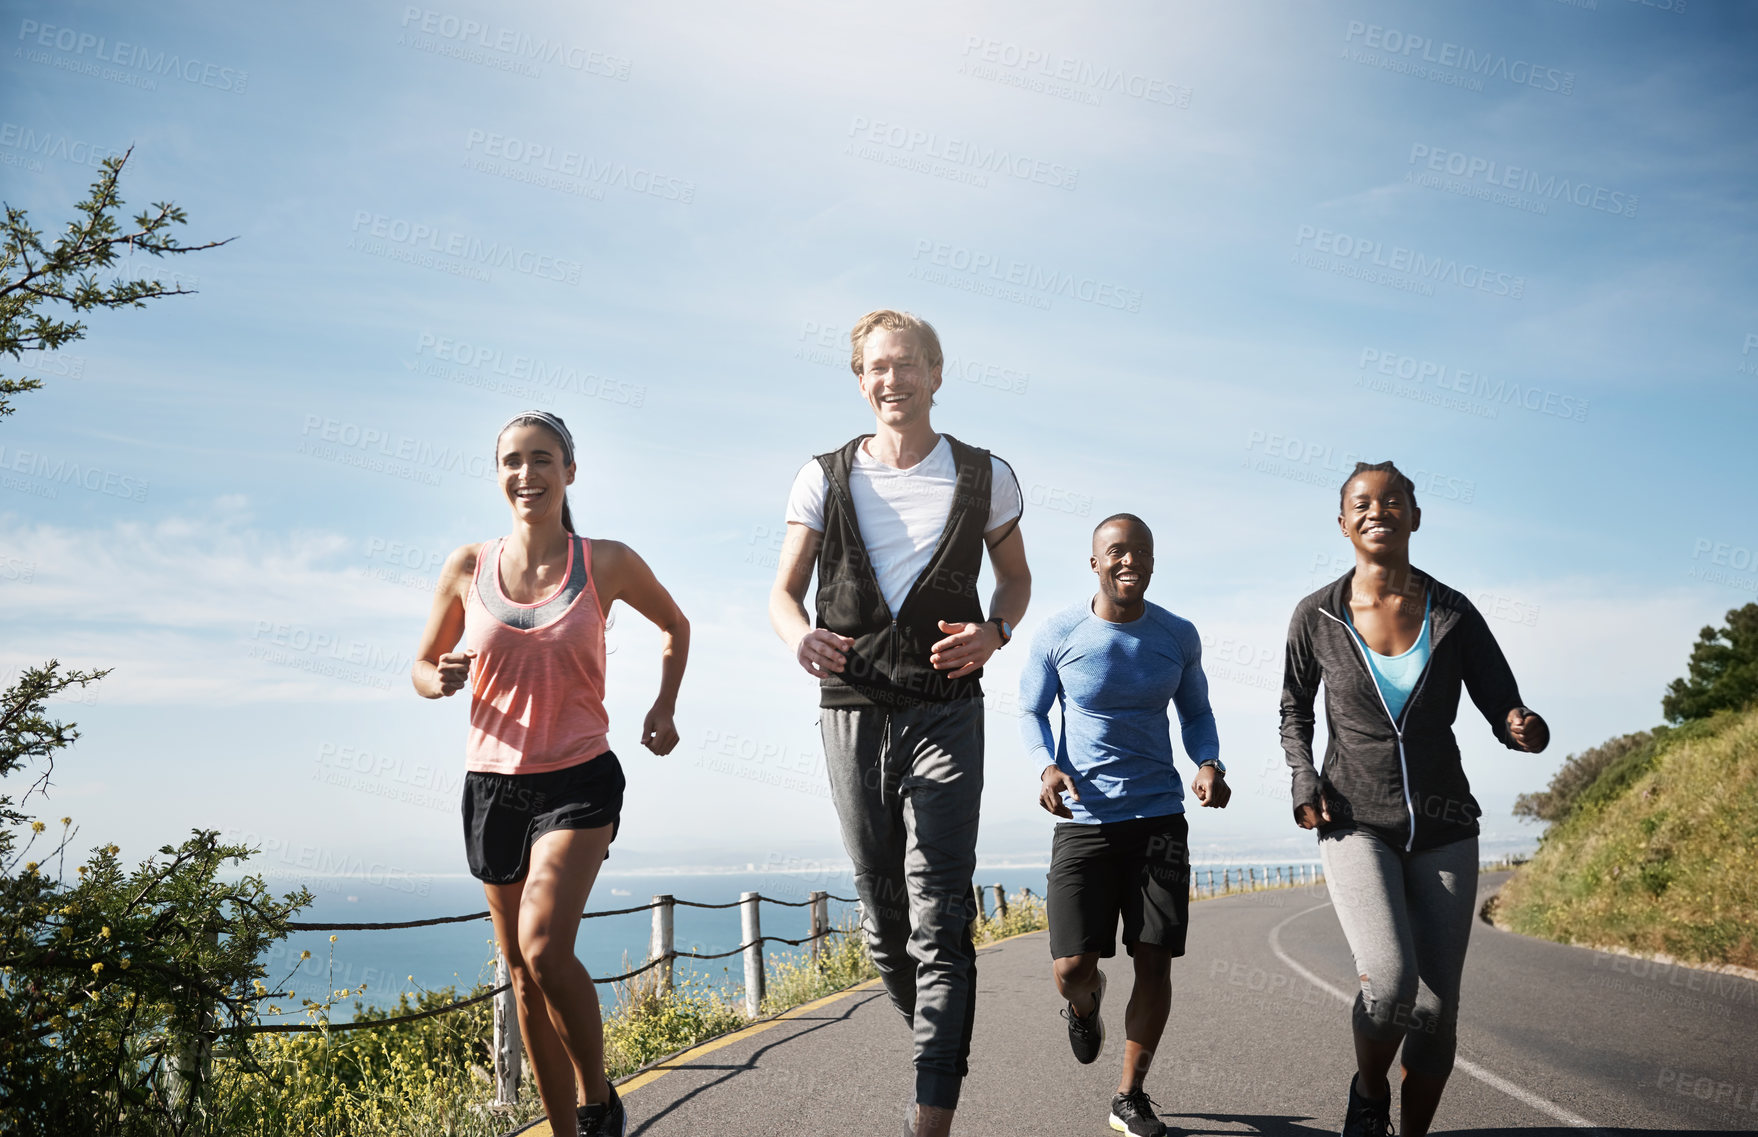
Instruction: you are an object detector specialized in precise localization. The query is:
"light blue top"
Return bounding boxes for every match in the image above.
[1345,591,1433,723]
[1018,600,1220,824]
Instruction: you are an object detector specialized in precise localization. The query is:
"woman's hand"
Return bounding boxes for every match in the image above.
[435,649,474,696]
[1039,765,1079,818]
[641,704,679,755]
[1508,707,1549,753]
[1294,794,1331,830]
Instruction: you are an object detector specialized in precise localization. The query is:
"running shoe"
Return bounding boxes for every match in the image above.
[1109,1087,1168,1136]
[577,1084,626,1137]
[1339,1073,1394,1137]
[1061,968,1107,1064]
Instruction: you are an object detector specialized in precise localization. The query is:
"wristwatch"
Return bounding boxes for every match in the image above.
[1198,759,1226,776]
[986,617,1013,648]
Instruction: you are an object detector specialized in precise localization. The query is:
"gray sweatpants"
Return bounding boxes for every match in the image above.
[1319,829,1479,1078]
[821,698,983,1111]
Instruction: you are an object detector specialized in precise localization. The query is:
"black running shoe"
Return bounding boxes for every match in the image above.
[1110,1087,1169,1136]
[1339,1073,1394,1137]
[1061,968,1107,1064]
[577,1084,626,1137]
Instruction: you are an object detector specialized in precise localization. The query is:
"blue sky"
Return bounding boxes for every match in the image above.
[3,0,1754,892]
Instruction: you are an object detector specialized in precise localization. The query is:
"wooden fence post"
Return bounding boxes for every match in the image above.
[651,894,675,994]
[741,891,764,1018]
[493,946,521,1105]
[972,880,988,923]
[990,883,1007,920]
[809,890,828,967]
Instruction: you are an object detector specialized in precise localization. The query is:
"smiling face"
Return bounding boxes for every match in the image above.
[856,327,941,429]
[496,422,575,525]
[1338,469,1420,556]
[1091,517,1154,608]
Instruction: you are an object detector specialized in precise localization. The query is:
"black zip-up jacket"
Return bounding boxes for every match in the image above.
[1280,569,1527,852]
[812,434,997,709]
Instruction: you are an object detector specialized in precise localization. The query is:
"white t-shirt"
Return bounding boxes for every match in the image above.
[786,436,1023,617]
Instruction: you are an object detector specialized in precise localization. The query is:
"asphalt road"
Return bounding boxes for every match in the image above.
[524,872,1758,1135]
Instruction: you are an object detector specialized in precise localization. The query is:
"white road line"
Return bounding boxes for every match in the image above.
[1268,901,1602,1131]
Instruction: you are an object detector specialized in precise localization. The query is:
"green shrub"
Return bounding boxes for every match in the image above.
[761,916,877,1015]
[2,665,311,1137]
[604,969,746,1078]
[973,888,1049,944]
[210,977,545,1137]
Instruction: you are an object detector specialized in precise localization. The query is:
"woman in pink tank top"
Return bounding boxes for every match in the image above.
[412,411,689,1137]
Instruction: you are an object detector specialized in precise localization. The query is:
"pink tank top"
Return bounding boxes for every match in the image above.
[463,535,610,775]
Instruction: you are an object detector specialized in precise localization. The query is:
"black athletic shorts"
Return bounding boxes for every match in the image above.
[461,751,624,885]
[1047,812,1190,960]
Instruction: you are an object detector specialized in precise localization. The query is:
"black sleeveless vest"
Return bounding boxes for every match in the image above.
[813,434,993,709]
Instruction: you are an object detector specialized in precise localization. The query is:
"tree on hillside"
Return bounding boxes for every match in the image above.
[1513,730,1655,824]
[1662,602,1758,724]
[1,151,310,1137]
[1,145,230,421]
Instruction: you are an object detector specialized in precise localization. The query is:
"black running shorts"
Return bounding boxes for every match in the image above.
[461,751,624,885]
[1047,812,1190,960]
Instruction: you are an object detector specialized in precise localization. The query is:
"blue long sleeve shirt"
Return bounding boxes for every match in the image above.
[1018,600,1220,824]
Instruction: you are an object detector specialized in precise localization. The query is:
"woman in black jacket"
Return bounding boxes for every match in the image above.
[1280,461,1549,1137]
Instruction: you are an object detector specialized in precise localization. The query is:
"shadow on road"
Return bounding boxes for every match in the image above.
[1170,1112,1332,1135]
[1174,1120,1732,1137]
[628,990,888,1136]
[1443,1131,1732,1136]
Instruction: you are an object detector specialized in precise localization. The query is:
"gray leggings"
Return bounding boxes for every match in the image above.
[1319,828,1478,1079]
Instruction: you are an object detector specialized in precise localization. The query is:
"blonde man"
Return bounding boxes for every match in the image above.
[770,310,1031,1137]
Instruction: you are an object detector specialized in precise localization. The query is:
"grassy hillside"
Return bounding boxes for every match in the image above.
[1494,705,1758,970]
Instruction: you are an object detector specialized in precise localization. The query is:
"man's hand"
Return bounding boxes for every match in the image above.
[1039,765,1079,818]
[930,619,1001,678]
[1508,707,1550,753]
[1294,794,1331,830]
[794,629,854,677]
[436,649,474,696]
[641,704,679,755]
[1192,765,1231,809]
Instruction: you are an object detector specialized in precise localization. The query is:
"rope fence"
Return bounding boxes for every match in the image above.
[282,891,859,933]
[236,888,870,1101]
[217,868,1338,1105]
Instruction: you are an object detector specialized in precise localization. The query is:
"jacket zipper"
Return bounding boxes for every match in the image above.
[1321,607,1421,852]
